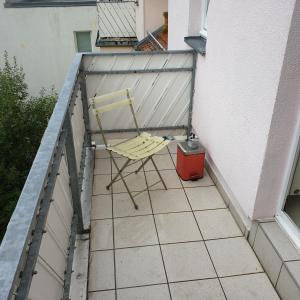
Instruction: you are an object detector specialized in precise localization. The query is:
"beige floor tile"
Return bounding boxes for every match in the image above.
[253,226,282,285]
[91,195,112,220]
[145,170,182,190]
[277,262,300,300]
[149,189,191,214]
[220,273,279,300]
[89,290,115,300]
[195,209,242,240]
[94,158,112,175]
[180,170,214,187]
[260,222,300,261]
[95,149,110,159]
[168,141,178,154]
[170,279,225,300]
[89,251,115,291]
[185,186,226,210]
[117,284,170,300]
[113,157,142,174]
[155,212,202,244]
[113,192,152,218]
[114,215,158,248]
[112,172,147,193]
[161,242,216,282]
[115,245,166,288]
[206,237,263,277]
[144,155,175,171]
[93,175,111,195]
[90,219,113,251]
[156,145,170,155]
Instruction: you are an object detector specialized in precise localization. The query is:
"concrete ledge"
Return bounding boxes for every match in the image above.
[70,233,90,300]
[250,220,300,299]
[80,147,94,232]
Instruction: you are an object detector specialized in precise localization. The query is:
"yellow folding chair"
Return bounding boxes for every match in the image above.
[90,88,170,209]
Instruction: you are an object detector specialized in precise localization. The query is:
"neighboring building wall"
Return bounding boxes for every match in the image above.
[168,0,190,50]
[144,0,168,35]
[168,0,298,222]
[0,3,98,96]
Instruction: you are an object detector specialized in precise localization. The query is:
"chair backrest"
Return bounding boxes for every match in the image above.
[89,88,140,146]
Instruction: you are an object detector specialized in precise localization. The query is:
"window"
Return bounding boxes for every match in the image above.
[200,0,210,37]
[75,31,92,53]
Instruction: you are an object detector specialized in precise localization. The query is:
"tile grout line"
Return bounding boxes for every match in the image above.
[142,161,173,300]
[168,145,229,300]
[89,235,246,253]
[86,149,97,299]
[88,270,269,294]
[91,183,216,197]
[90,207,229,222]
[251,222,260,247]
[274,263,284,288]
[109,154,118,300]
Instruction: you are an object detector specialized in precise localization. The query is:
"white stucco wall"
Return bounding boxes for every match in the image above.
[0,2,99,96]
[168,0,298,221]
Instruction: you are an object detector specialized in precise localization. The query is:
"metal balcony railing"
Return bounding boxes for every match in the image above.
[0,50,196,300]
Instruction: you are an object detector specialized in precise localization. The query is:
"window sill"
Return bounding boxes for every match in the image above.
[184,36,206,56]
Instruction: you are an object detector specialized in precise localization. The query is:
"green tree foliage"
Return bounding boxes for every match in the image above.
[0,52,56,240]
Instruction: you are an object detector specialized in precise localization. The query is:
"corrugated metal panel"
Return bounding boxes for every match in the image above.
[28,156,73,300]
[97,1,136,38]
[84,52,193,131]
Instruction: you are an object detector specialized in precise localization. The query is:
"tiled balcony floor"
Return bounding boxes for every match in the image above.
[88,141,279,299]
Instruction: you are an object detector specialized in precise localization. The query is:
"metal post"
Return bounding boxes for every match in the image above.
[62,214,78,300]
[65,112,84,233]
[79,68,91,146]
[187,51,198,139]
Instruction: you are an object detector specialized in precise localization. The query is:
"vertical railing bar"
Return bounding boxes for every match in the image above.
[64,113,84,234]
[187,51,198,138]
[79,67,91,146]
[62,214,78,300]
[78,132,88,193]
[15,130,67,300]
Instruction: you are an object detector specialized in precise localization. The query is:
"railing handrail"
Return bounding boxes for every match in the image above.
[83,49,194,56]
[0,54,82,300]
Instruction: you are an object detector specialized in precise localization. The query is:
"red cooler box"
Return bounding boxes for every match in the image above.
[176,141,205,181]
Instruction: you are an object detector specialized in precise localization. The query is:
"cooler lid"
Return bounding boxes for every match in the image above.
[178,141,205,155]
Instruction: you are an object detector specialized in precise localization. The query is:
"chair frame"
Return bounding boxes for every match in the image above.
[90,88,168,209]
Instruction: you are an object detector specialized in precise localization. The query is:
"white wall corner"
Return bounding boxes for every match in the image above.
[253,0,300,219]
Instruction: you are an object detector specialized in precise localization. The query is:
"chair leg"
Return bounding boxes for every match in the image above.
[106,157,131,190]
[110,156,139,210]
[150,156,167,190]
[135,157,151,174]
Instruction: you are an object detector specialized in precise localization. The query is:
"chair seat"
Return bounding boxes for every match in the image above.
[107,132,170,160]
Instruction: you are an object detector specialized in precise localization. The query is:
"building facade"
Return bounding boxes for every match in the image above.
[0,0,167,95]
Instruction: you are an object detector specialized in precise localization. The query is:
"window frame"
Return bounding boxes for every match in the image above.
[74,31,93,53]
